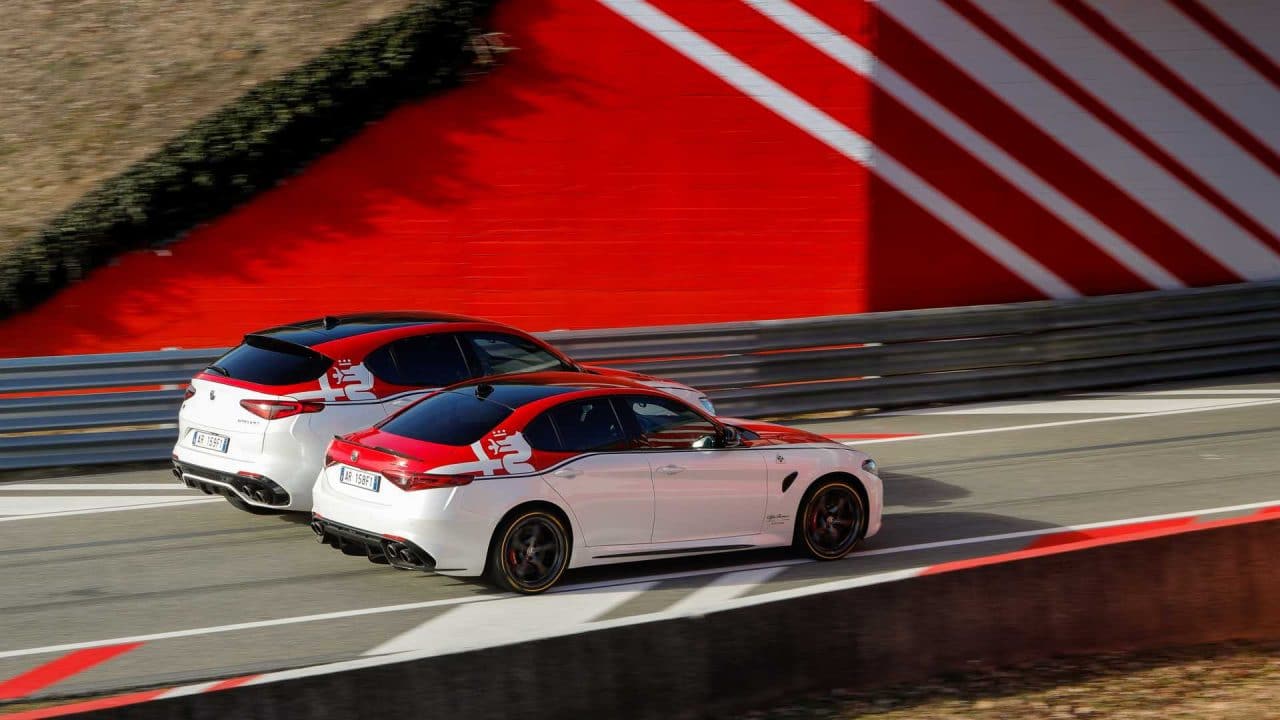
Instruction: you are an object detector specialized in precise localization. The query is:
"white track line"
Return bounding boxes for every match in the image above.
[0,595,499,661]
[0,498,221,523]
[4,499,1274,662]
[0,484,192,491]
[856,499,1278,557]
[597,0,1076,298]
[844,397,1280,445]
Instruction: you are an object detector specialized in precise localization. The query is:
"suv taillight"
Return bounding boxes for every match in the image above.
[183,384,195,401]
[382,468,473,492]
[240,399,324,420]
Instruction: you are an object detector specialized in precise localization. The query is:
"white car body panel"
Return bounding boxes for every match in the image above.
[311,441,883,577]
[650,449,768,542]
[542,454,656,547]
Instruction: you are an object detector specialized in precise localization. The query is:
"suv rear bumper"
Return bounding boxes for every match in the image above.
[172,459,291,508]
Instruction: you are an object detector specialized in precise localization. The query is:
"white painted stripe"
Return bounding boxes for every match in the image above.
[156,680,222,699]
[596,0,1077,298]
[744,0,1180,289]
[4,499,1275,664]
[0,497,222,523]
[877,0,1280,280]
[858,500,1278,557]
[845,397,1280,445]
[663,566,787,615]
[1210,0,1280,69]
[879,396,1265,416]
[0,496,215,517]
[0,595,498,661]
[1087,0,1280,157]
[364,582,657,656]
[981,0,1280,237]
[0,484,192,491]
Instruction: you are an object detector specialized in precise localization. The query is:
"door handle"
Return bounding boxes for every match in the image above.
[656,464,685,475]
[552,468,581,479]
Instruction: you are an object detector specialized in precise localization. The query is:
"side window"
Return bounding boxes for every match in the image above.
[540,398,626,453]
[364,334,471,388]
[621,395,719,450]
[522,414,562,452]
[466,333,572,377]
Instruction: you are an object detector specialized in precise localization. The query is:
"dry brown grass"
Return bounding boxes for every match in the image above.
[0,0,415,261]
[744,641,1280,720]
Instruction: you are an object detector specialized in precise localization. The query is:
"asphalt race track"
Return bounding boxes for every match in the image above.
[2,373,1278,703]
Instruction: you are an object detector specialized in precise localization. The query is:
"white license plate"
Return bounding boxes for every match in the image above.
[191,430,230,453]
[340,466,381,492]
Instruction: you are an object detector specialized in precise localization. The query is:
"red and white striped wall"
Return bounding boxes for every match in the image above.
[1,0,1278,356]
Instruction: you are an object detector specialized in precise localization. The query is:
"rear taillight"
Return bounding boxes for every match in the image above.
[240,399,325,420]
[183,385,195,401]
[382,469,473,492]
[324,442,348,467]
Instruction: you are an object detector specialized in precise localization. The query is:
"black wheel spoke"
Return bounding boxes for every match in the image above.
[499,515,567,591]
[804,485,864,556]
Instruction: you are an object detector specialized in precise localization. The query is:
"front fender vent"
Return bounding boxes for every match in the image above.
[781,471,798,493]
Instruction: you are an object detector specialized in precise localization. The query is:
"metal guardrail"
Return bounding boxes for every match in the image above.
[3,280,1280,470]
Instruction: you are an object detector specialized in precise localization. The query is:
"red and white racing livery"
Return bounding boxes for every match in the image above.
[172,313,711,514]
[310,371,883,593]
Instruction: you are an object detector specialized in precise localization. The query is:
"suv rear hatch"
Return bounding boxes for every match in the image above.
[179,336,333,461]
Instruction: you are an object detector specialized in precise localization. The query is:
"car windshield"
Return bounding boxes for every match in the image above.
[211,336,332,386]
[470,334,574,375]
[380,390,514,446]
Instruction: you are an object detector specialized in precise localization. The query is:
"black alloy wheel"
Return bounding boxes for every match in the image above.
[798,480,866,560]
[488,510,570,594]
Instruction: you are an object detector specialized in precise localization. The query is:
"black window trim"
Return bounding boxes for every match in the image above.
[528,394,631,454]
[364,332,474,388]
[463,331,577,377]
[611,393,724,451]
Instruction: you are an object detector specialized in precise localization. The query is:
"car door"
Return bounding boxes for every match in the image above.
[363,333,473,414]
[617,395,768,543]
[530,397,655,547]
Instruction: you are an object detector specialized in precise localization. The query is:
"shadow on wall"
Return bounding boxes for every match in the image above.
[0,0,871,357]
[0,0,564,356]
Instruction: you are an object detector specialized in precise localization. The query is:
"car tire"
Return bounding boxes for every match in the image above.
[225,494,284,516]
[487,509,571,594]
[794,477,868,561]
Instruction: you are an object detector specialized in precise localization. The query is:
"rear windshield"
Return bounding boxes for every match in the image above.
[210,337,332,386]
[380,390,514,446]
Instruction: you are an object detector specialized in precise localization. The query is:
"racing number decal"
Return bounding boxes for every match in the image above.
[432,431,534,476]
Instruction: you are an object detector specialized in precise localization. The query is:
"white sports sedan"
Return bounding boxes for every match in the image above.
[310,371,883,593]
[172,312,712,514]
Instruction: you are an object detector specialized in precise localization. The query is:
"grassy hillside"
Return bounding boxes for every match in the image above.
[0,0,414,261]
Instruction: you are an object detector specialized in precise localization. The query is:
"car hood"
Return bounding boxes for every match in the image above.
[721,418,841,447]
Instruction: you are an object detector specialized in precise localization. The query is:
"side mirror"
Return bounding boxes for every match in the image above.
[720,425,741,448]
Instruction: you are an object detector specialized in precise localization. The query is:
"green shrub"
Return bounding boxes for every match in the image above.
[0,0,497,317]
